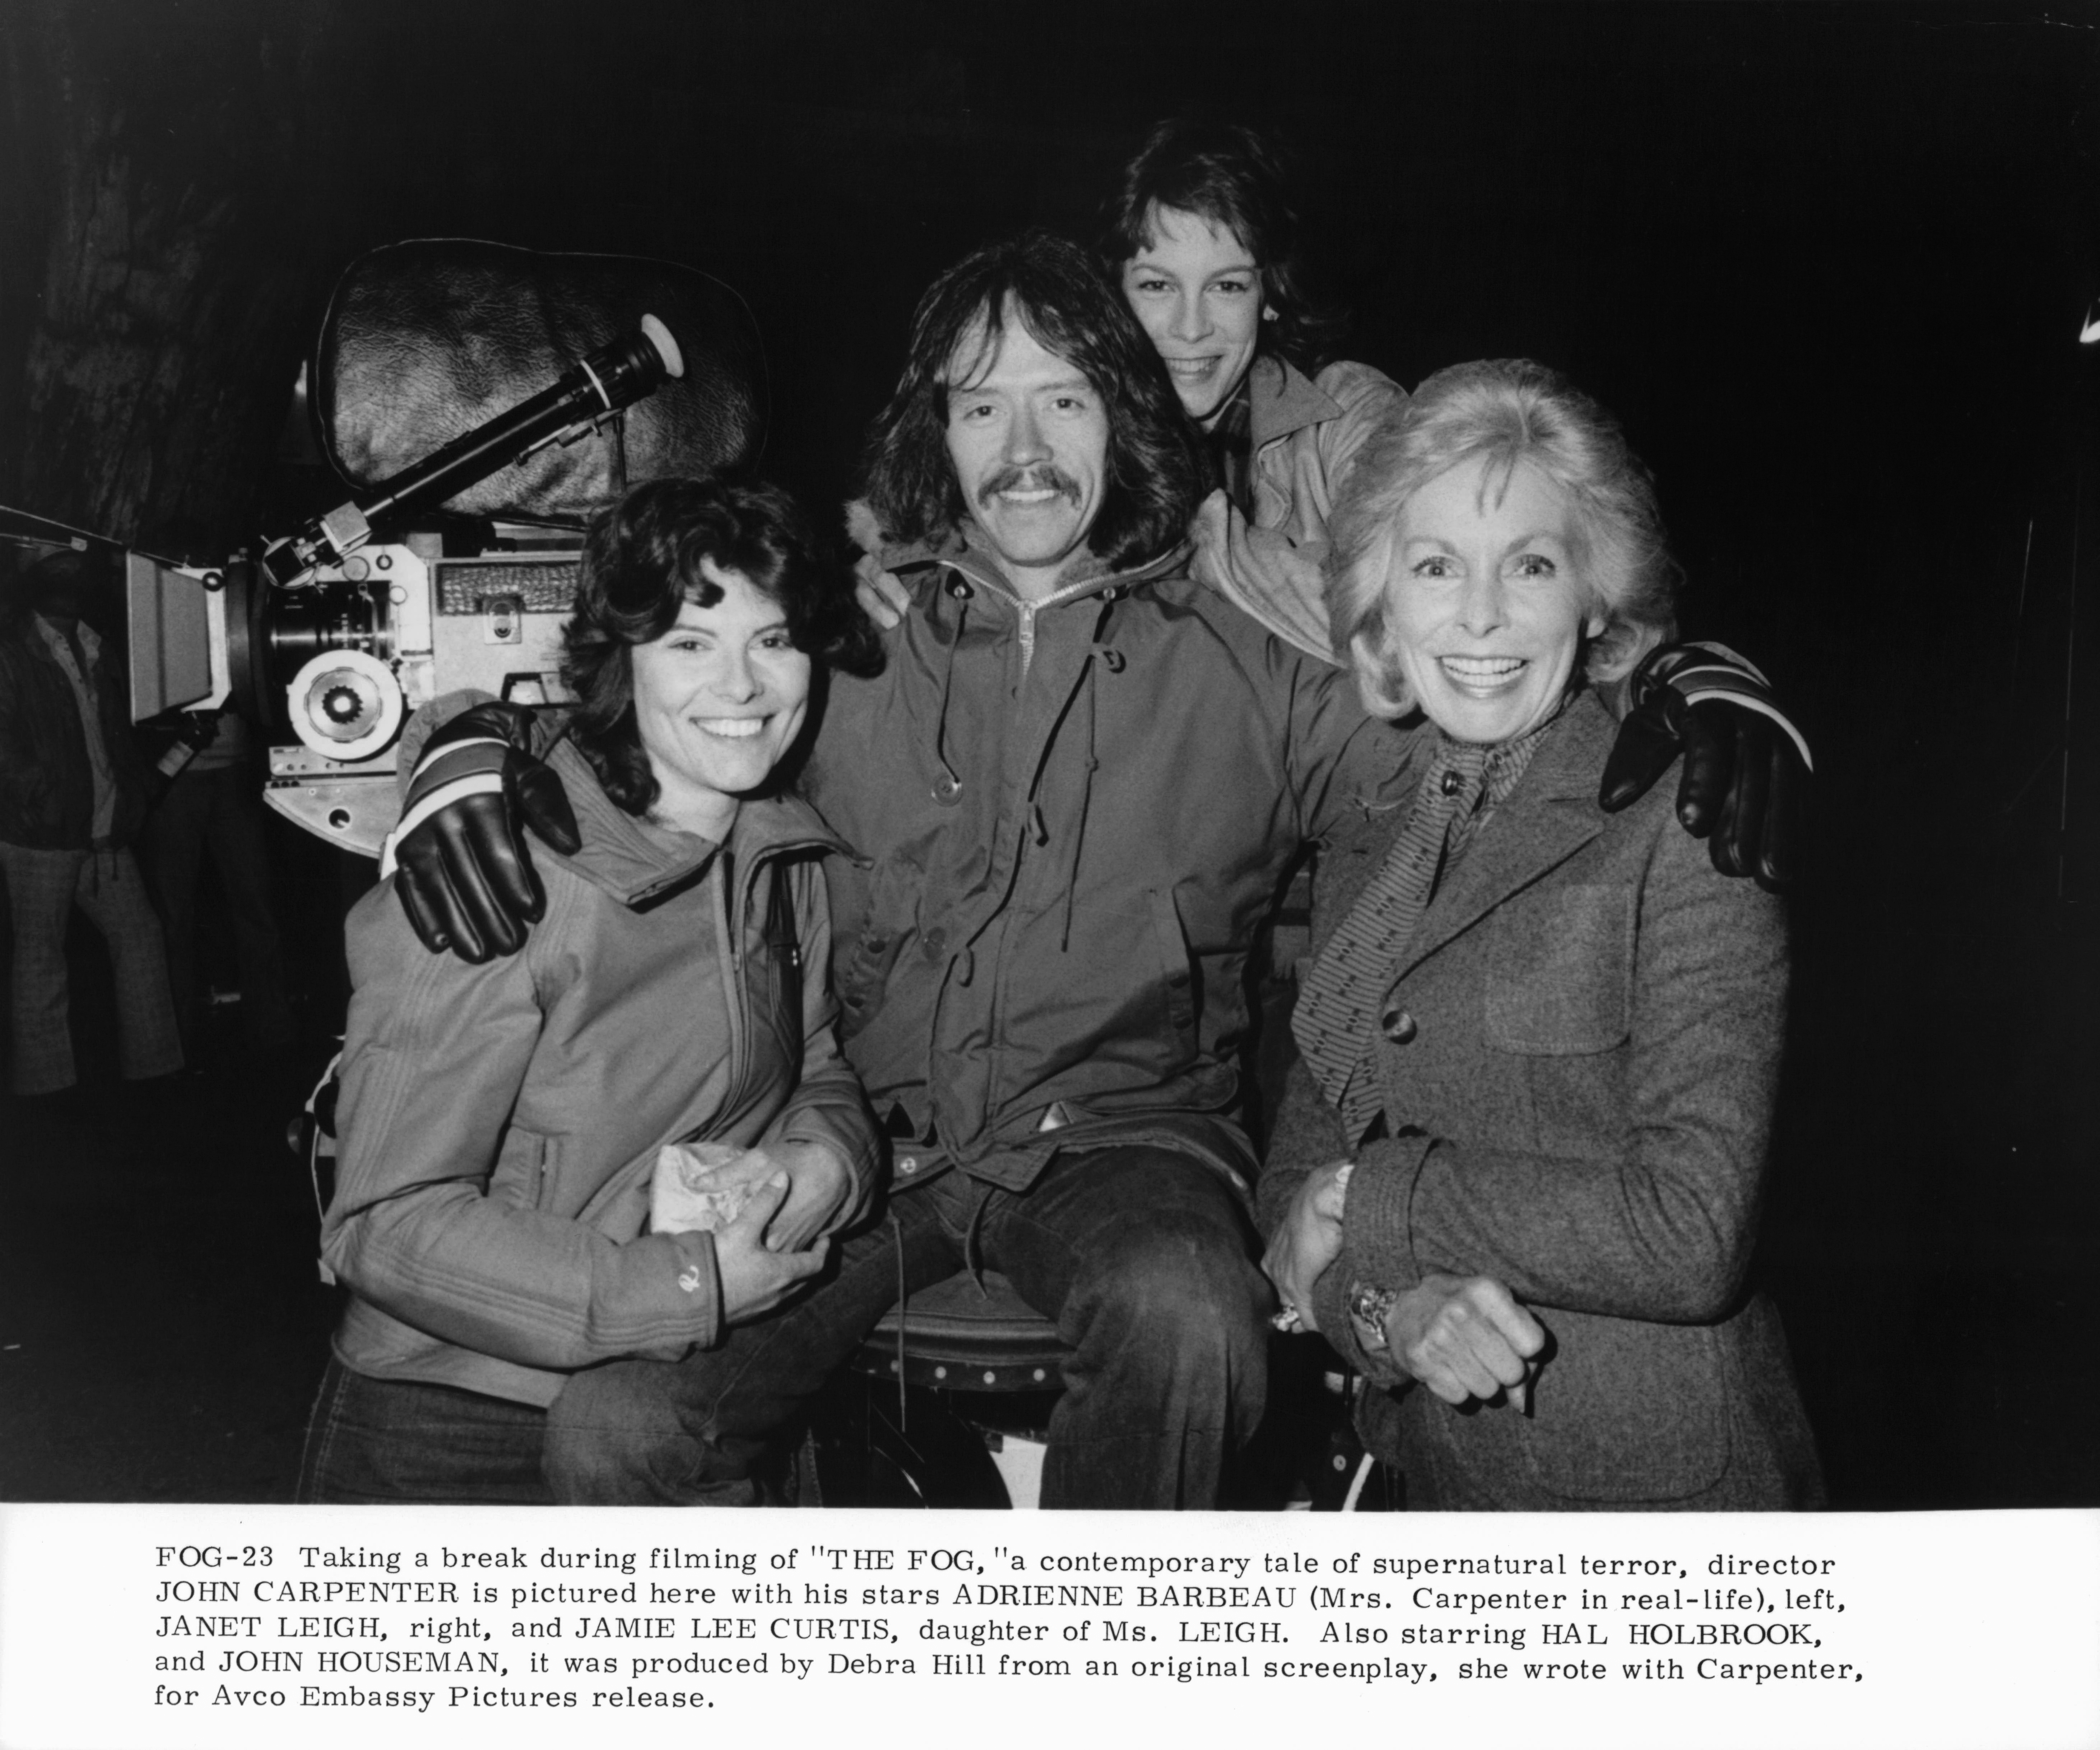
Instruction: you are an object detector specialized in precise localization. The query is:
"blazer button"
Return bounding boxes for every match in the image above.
[922,928,947,961]
[931,774,963,805]
[1380,1005,1418,1044]
[897,1155,919,1176]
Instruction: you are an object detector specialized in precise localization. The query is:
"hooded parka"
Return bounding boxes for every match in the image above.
[808,532,1413,1197]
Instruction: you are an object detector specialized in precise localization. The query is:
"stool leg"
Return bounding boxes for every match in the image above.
[986,1432,1046,1510]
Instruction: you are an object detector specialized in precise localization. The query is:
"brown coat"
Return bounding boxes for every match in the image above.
[1261,690,1822,1509]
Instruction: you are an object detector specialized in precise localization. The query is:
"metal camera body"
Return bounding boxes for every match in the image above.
[99,242,768,858]
[122,524,590,855]
[262,534,587,857]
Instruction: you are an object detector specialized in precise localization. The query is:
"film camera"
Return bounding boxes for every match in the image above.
[6,240,765,857]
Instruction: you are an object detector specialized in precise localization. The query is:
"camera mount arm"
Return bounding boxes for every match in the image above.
[259,314,685,590]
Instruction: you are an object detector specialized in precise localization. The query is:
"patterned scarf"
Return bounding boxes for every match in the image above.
[1293,716,1557,1146]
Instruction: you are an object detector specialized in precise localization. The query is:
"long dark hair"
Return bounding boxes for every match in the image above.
[858,229,1208,572]
[561,476,881,816]
[1099,119,1347,375]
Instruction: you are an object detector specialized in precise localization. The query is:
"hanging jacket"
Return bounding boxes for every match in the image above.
[0,613,152,849]
[323,739,879,1408]
[807,529,1417,1198]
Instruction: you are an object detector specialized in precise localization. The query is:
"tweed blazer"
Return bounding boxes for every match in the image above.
[1261,689,1822,1509]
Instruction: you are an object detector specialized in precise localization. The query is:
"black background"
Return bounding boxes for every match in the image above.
[1,0,2096,1507]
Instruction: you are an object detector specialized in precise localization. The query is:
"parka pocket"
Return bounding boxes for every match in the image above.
[1482,884,1633,1056]
[1148,886,1197,1044]
[491,1124,555,1211]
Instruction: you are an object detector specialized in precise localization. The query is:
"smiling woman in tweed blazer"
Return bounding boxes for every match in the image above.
[1260,360,1822,1510]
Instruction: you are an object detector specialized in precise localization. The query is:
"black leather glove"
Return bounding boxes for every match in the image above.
[1598,644,1810,889]
[382,702,580,962]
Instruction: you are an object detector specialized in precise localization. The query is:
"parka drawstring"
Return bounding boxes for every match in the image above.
[962,1184,993,1290]
[929,586,969,801]
[1058,591,1123,951]
[882,1184,995,1429]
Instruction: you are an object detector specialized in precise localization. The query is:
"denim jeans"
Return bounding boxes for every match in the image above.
[297,1356,556,1505]
[543,1145,1273,1509]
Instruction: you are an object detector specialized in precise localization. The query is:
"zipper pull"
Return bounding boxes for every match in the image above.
[720,848,740,972]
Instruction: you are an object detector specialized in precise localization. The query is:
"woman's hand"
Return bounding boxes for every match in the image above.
[1261,1160,1351,1333]
[713,1174,830,1325]
[853,553,910,631]
[683,1139,853,1253]
[751,1140,854,1251]
[1387,1274,1546,1411]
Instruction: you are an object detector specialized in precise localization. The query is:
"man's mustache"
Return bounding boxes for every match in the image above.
[977,466,1080,507]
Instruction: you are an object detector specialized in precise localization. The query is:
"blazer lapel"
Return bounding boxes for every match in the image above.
[1388,693,1616,981]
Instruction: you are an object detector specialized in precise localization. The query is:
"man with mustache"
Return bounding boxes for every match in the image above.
[390,231,1788,1508]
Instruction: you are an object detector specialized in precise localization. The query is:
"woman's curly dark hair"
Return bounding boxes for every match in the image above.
[560,476,882,816]
[858,229,1208,571]
[1099,119,1348,376]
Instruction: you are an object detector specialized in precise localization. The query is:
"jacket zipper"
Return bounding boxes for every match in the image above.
[714,848,746,1117]
[925,564,1134,1147]
[942,561,1129,683]
[716,829,836,1116]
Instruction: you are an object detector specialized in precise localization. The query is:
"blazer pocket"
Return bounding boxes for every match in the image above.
[1483,883,1633,1055]
[1520,1313,1733,1503]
